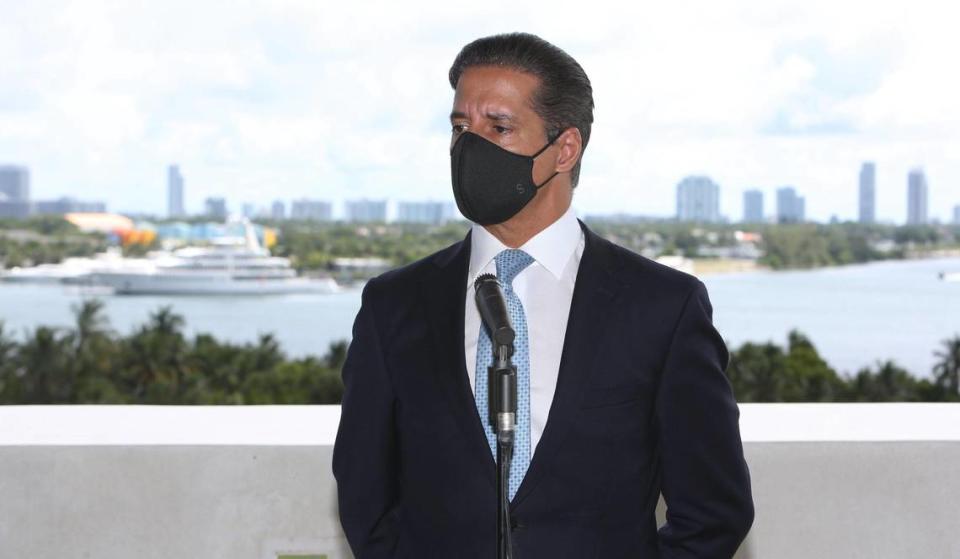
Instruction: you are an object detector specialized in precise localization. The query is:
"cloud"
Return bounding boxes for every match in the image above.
[0,0,958,222]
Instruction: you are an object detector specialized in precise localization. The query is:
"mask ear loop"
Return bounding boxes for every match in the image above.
[534,171,559,189]
[531,129,561,158]
[532,128,564,189]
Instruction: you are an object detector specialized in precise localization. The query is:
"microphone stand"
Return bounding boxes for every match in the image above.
[489,343,517,559]
[474,273,517,559]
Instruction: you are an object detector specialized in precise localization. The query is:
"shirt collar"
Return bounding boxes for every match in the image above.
[468,205,581,285]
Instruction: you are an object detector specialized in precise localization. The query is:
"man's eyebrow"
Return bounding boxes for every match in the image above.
[485,112,515,122]
[448,111,518,122]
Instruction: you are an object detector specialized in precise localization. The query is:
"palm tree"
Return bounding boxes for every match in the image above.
[147,305,185,338]
[932,334,960,398]
[68,298,121,403]
[727,341,788,402]
[17,326,72,403]
[71,298,111,347]
[123,305,187,402]
[251,332,284,372]
[850,360,918,402]
[0,321,21,403]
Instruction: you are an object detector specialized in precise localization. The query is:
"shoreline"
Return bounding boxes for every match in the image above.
[692,250,960,277]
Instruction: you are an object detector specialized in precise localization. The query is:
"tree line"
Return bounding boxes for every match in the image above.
[728,330,960,402]
[589,220,960,271]
[0,216,106,268]
[0,300,345,405]
[272,219,960,273]
[1,301,957,405]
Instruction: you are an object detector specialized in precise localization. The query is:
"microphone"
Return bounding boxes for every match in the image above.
[473,273,517,436]
[473,274,515,352]
[474,273,518,559]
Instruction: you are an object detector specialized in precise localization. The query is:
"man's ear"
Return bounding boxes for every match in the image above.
[553,127,582,174]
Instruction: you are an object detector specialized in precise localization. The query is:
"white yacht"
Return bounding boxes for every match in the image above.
[1,247,152,284]
[87,220,339,295]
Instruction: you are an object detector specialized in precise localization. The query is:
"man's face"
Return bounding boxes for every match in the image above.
[449,65,553,165]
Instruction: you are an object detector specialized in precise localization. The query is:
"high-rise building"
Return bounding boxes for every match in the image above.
[271,200,286,221]
[742,190,763,223]
[776,186,805,223]
[0,165,31,219]
[0,165,30,201]
[345,199,388,223]
[907,169,928,225]
[676,176,721,223]
[167,165,185,218]
[290,199,332,221]
[204,197,228,220]
[397,201,454,224]
[859,162,876,224]
[953,204,960,225]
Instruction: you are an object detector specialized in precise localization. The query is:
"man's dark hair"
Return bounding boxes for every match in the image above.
[449,32,594,188]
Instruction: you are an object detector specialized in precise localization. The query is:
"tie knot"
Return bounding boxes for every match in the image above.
[494,249,534,287]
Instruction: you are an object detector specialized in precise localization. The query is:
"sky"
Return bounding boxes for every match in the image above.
[1,0,959,223]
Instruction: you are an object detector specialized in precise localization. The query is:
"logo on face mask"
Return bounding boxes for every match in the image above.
[450,131,559,225]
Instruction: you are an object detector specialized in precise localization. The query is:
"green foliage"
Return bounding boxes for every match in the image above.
[0,300,344,405]
[0,215,82,235]
[0,216,106,268]
[845,360,924,402]
[726,330,847,402]
[758,223,893,269]
[271,220,470,272]
[728,330,960,402]
[725,341,788,402]
[587,219,960,271]
[932,335,960,397]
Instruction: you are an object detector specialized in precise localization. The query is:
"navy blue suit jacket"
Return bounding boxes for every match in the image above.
[333,220,754,558]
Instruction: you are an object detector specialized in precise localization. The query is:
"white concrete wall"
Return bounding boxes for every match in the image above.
[1,404,959,558]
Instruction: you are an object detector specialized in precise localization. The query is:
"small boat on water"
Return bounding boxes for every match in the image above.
[938,271,960,282]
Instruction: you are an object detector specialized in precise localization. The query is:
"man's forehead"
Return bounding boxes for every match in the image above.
[454,66,538,95]
[451,67,538,118]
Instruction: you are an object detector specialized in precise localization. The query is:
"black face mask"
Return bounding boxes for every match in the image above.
[450,131,559,225]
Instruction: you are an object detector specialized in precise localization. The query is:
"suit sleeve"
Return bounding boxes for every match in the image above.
[332,279,400,557]
[656,279,755,558]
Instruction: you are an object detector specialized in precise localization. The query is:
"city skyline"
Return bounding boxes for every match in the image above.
[2,1,960,222]
[5,158,960,225]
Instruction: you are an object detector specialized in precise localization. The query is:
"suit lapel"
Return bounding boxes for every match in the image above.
[511,220,624,508]
[420,231,497,487]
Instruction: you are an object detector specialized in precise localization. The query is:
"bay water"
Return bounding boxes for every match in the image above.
[1,256,958,379]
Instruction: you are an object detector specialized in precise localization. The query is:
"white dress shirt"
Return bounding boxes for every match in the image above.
[464,205,585,452]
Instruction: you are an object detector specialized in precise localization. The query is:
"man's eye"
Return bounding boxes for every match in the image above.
[451,124,467,134]
[494,125,510,134]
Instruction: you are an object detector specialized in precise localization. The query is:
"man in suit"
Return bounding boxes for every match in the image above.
[333,32,754,558]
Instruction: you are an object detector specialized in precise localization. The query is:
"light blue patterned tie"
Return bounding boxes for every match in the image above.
[475,248,535,501]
